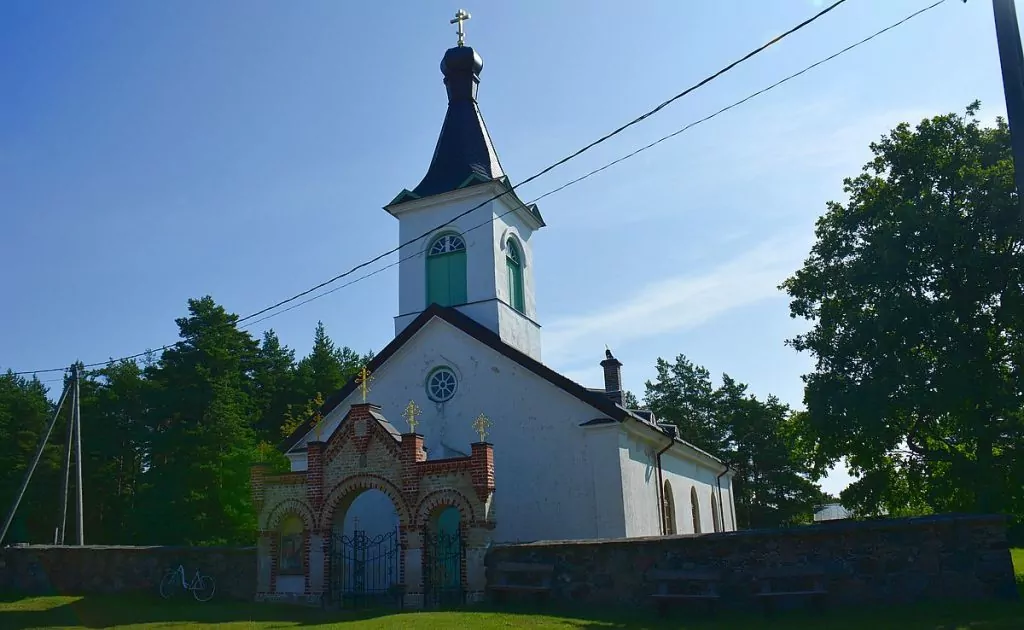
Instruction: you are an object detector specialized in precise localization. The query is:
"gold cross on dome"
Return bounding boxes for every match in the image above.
[473,412,491,442]
[451,9,471,47]
[403,400,422,432]
[355,366,373,403]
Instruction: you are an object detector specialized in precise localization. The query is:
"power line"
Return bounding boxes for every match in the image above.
[6,0,865,376]
[233,0,849,325]
[240,0,951,329]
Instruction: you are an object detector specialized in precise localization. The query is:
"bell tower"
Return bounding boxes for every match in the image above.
[383,12,545,361]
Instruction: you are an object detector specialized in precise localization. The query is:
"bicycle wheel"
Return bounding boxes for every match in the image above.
[158,571,180,599]
[192,575,216,602]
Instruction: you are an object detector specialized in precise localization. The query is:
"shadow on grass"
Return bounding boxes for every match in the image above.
[0,592,1022,630]
[0,592,383,629]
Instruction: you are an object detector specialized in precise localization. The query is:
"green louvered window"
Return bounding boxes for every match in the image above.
[506,238,524,313]
[426,233,467,307]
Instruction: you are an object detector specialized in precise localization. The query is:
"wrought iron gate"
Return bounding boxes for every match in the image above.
[423,526,465,608]
[328,528,401,609]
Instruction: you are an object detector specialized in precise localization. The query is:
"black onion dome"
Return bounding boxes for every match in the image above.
[441,45,483,77]
[408,45,504,198]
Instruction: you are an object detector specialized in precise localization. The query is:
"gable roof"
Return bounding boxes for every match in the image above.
[278,304,724,468]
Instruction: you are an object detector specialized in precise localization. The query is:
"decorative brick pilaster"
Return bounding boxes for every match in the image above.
[268,532,280,592]
[302,530,312,595]
[250,463,270,512]
[307,441,325,510]
[401,433,426,495]
[470,442,494,504]
[317,529,332,594]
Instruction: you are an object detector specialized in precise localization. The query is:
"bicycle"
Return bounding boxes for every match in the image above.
[158,564,216,602]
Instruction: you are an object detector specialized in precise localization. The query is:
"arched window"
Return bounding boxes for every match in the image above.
[505,238,524,313]
[426,233,467,307]
[662,481,677,535]
[690,487,702,534]
[711,490,721,533]
[278,515,305,575]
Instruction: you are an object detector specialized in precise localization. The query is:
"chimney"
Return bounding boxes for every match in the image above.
[601,348,624,406]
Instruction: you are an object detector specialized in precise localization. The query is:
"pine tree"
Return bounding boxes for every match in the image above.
[0,371,62,543]
[140,296,260,545]
[252,330,298,444]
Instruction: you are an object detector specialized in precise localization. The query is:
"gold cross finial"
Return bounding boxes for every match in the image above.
[356,366,373,403]
[451,9,471,46]
[473,412,491,442]
[313,415,324,441]
[403,400,422,433]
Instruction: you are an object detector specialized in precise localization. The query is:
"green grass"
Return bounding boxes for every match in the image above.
[1,594,1021,630]
[0,552,1019,630]
[1014,547,1024,596]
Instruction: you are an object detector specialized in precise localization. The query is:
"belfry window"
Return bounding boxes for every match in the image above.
[426,233,467,307]
[505,238,524,313]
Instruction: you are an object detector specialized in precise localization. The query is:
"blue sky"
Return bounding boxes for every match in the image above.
[0,0,1016,495]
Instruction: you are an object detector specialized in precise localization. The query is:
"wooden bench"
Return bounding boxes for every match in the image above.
[646,568,721,616]
[489,562,555,603]
[753,566,827,614]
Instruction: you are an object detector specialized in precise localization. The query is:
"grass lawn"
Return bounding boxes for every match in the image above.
[0,551,1020,630]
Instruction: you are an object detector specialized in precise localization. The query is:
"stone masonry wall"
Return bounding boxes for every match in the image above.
[0,545,255,601]
[485,514,1018,610]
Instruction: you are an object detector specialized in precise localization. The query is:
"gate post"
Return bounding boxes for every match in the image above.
[307,528,329,596]
[401,525,425,609]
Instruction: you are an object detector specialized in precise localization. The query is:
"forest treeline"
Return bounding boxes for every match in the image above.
[0,296,827,546]
[3,102,1020,546]
[0,297,371,545]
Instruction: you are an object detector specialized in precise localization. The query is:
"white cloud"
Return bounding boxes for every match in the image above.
[543,233,809,367]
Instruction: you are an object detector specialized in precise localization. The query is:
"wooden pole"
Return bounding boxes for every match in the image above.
[991,0,1024,216]
[57,367,74,544]
[0,380,71,546]
[73,365,84,545]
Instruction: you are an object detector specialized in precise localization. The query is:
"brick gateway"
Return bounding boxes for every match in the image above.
[251,402,495,608]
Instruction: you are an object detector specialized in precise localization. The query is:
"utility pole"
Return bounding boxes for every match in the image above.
[57,367,74,545]
[0,380,71,546]
[988,0,1024,214]
[73,365,84,545]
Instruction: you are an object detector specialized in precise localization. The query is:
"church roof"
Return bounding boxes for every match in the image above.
[386,44,544,227]
[278,304,726,468]
[412,45,503,200]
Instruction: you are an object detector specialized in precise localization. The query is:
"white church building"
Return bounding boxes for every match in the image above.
[278,29,737,549]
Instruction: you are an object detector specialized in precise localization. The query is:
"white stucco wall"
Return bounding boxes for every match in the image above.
[660,447,737,534]
[617,425,737,537]
[618,432,660,537]
[288,316,613,544]
[389,184,542,361]
[583,424,627,539]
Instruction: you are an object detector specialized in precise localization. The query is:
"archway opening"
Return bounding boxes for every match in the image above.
[275,514,305,593]
[423,504,464,607]
[662,481,677,535]
[690,486,702,534]
[329,488,402,603]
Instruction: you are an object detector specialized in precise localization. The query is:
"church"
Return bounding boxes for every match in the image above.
[254,14,736,607]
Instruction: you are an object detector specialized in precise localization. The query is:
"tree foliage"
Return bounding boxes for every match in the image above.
[781,102,1023,519]
[644,355,826,528]
[0,297,371,545]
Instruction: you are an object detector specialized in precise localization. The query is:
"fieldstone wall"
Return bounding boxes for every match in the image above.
[0,544,256,601]
[485,514,1018,610]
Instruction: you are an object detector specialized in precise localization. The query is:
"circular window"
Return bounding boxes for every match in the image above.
[427,367,458,402]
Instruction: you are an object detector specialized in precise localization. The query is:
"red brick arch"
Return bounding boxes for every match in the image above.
[414,488,478,529]
[318,473,411,530]
[262,498,316,532]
